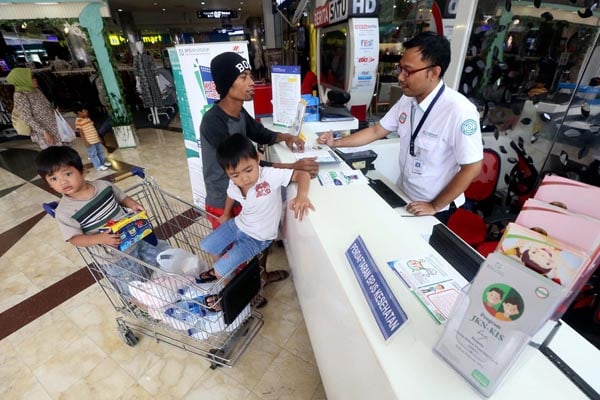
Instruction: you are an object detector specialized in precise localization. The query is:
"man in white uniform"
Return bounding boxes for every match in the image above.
[318,32,483,223]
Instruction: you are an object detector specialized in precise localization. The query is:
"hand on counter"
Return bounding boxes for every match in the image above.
[282,133,305,152]
[406,201,437,216]
[289,194,315,221]
[292,157,319,178]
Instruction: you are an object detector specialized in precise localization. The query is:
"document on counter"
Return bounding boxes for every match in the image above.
[388,253,468,324]
[295,146,340,164]
[317,170,368,186]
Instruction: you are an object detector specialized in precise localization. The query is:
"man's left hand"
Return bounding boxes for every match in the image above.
[406,201,437,216]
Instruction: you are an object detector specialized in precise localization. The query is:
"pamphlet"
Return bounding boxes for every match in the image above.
[435,252,567,396]
[295,145,339,164]
[289,99,306,136]
[316,170,368,186]
[388,253,468,324]
[497,223,590,290]
[271,65,301,127]
[534,174,600,220]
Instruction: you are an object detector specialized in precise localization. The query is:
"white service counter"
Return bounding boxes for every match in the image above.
[265,119,600,400]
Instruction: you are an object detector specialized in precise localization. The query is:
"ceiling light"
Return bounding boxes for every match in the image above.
[238,7,242,10]
[201,1,205,4]
[240,1,244,4]
[118,8,123,12]
[153,2,158,4]
[162,8,166,11]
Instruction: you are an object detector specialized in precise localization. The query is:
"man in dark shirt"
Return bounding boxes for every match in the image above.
[200,52,319,292]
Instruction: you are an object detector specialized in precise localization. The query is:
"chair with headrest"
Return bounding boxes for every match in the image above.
[447,148,502,255]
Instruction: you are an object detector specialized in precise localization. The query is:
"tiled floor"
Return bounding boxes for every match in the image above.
[0,124,326,399]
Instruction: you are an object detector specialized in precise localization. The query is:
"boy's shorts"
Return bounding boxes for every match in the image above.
[201,219,271,278]
[205,204,242,230]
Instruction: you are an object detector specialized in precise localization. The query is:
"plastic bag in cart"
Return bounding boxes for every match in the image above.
[101,240,170,296]
[156,248,210,276]
[129,275,196,309]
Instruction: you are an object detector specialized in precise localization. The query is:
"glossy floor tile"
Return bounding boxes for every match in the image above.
[0,126,325,399]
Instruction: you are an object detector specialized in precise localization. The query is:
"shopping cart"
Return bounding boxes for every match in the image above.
[44,169,263,369]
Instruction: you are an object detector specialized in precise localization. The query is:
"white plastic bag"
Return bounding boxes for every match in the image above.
[156,248,208,276]
[55,110,76,142]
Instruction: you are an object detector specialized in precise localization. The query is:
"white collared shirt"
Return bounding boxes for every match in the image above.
[379,80,483,209]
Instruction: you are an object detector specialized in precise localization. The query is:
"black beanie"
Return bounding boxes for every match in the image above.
[210,52,252,98]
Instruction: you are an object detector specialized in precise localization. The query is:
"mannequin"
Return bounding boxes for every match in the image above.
[133,41,164,125]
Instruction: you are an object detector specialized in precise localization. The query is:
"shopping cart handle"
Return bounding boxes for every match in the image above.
[112,167,146,182]
[43,201,59,218]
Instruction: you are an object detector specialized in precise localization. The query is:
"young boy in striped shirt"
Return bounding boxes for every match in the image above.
[75,104,111,171]
[35,146,168,294]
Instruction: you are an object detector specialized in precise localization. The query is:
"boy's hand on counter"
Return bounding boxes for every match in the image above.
[289,195,315,221]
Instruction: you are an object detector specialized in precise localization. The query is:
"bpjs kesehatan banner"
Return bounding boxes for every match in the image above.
[168,42,253,207]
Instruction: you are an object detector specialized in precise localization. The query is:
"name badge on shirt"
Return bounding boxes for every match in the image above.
[412,158,423,175]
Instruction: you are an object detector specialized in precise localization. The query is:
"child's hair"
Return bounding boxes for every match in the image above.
[73,102,88,114]
[35,146,84,179]
[521,248,552,274]
[216,133,259,171]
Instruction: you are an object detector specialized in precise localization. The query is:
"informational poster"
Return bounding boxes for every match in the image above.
[349,18,379,109]
[168,42,252,207]
[387,253,467,324]
[271,65,301,127]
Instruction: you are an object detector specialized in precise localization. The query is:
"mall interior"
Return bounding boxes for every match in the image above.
[0,0,599,399]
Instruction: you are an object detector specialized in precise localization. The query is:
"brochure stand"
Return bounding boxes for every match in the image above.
[434,252,568,397]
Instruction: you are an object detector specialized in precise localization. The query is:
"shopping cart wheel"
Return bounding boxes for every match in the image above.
[208,348,225,370]
[118,327,138,347]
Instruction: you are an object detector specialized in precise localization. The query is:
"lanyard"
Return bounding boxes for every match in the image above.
[409,84,445,157]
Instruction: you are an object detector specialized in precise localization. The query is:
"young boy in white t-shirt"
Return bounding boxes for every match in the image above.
[200,133,314,281]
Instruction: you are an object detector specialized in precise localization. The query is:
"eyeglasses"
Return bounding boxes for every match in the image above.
[397,65,435,78]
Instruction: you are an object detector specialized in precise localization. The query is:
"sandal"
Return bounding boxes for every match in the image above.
[255,295,268,309]
[197,269,217,283]
[204,294,221,312]
[266,270,289,286]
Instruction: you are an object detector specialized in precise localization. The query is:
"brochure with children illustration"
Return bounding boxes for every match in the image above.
[435,252,567,397]
[497,223,590,290]
[387,253,468,324]
[516,198,600,257]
